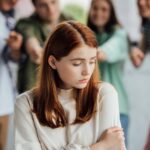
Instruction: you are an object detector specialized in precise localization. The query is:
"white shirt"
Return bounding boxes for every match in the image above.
[0,12,14,116]
[14,82,122,150]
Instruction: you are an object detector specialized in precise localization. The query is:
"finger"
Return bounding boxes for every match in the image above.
[138,51,144,58]
[133,56,142,67]
[111,126,123,130]
[107,126,123,132]
[117,130,125,136]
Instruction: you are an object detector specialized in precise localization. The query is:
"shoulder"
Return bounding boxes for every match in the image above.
[98,82,118,97]
[16,17,31,26]
[96,82,119,111]
[16,14,37,28]
[15,90,34,109]
[97,82,118,105]
[113,26,128,37]
[15,18,31,31]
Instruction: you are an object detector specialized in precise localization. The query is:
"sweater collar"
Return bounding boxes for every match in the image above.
[58,88,74,100]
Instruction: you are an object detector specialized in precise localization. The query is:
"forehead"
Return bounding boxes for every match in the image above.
[66,45,97,59]
[91,0,111,10]
[92,0,110,6]
[0,0,18,4]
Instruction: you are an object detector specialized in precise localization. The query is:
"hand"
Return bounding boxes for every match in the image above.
[7,31,23,50]
[26,37,43,65]
[7,31,23,60]
[130,47,144,67]
[90,127,125,150]
[97,50,107,62]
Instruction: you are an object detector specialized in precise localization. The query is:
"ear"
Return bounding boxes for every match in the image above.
[48,55,57,69]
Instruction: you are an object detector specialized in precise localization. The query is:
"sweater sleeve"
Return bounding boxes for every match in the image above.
[14,94,42,150]
[97,82,127,149]
[99,28,129,63]
[99,82,121,129]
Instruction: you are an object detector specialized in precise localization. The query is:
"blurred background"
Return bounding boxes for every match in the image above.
[1,0,150,150]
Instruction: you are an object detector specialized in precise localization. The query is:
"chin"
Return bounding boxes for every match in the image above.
[74,84,88,89]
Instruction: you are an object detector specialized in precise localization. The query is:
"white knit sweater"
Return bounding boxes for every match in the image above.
[14,82,122,150]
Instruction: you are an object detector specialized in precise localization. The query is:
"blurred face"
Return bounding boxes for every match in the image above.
[35,0,60,23]
[49,45,97,89]
[89,0,111,27]
[0,0,18,11]
[138,0,150,18]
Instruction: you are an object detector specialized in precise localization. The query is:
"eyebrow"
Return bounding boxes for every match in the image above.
[70,56,97,61]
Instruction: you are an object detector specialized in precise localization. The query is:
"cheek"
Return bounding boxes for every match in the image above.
[149,1,150,7]
[147,5,150,13]
[105,15,110,23]
[103,11,110,21]
[49,5,59,17]
[91,10,101,20]
[57,66,80,81]
[90,65,96,75]
[52,6,59,13]
[37,10,46,17]
[91,10,109,25]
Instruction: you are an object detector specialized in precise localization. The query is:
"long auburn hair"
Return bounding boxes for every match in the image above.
[33,21,100,128]
[87,0,119,33]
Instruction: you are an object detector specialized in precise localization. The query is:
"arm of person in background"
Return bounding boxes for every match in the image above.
[0,15,22,62]
[14,19,43,65]
[130,35,145,68]
[25,37,43,65]
[0,13,10,56]
[130,47,144,67]
[97,28,129,63]
[7,31,23,61]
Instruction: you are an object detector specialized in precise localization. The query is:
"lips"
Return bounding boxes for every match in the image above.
[79,79,89,83]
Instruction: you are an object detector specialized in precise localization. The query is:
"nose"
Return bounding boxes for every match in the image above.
[47,2,55,14]
[82,63,90,76]
[47,4,52,12]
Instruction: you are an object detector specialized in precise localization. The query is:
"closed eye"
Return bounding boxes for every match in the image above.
[72,62,82,66]
[90,60,96,64]
[89,59,96,64]
[72,60,82,66]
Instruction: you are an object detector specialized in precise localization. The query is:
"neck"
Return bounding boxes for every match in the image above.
[97,26,104,32]
[57,84,73,90]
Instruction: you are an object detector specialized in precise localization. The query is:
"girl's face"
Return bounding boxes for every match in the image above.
[89,0,111,28]
[138,0,150,18]
[49,45,97,89]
